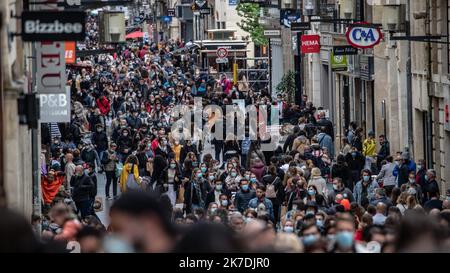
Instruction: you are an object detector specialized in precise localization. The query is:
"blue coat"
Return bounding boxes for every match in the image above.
[248,197,274,221]
[317,132,334,158]
[353,180,379,205]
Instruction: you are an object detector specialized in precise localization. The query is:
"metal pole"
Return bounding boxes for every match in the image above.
[406,0,414,154]
[425,0,434,169]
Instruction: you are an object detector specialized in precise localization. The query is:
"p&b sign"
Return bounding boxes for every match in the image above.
[21,11,86,42]
[39,87,71,123]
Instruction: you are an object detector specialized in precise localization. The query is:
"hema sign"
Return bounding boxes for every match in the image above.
[21,11,86,41]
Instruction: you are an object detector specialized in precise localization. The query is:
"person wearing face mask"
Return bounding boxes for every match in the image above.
[234,179,256,213]
[393,153,410,187]
[225,167,242,192]
[171,139,183,162]
[345,147,366,192]
[405,171,423,203]
[282,219,295,233]
[70,165,95,218]
[422,169,440,203]
[183,168,210,213]
[180,139,199,164]
[117,128,132,163]
[160,159,180,206]
[301,222,322,252]
[248,185,274,221]
[126,109,142,130]
[353,169,379,206]
[415,159,427,187]
[327,178,355,205]
[92,124,108,166]
[154,137,172,159]
[204,180,230,209]
[330,213,369,253]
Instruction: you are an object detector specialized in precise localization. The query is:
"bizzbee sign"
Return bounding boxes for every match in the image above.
[345,22,383,49]
[21,11,86,41]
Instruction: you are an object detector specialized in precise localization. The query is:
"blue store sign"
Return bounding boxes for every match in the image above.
[280,9,301,28]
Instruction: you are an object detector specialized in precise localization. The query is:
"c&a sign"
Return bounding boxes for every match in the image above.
[345,22,383,49]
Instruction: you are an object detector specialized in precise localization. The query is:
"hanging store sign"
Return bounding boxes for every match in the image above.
[331,52,348,71]
[36,41,66,94]
[301,35,321,54]
[167,8,176,17]
[199,8,211,15]
[291,22,311,31]
[263,30,281,38]
[345,22,383,49]
[65,41,76,64]
[21,11,86,41]
[39,87,71,123]
[333,45,358,56]
[280,9,301,28]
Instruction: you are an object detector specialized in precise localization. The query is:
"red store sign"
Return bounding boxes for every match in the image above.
[301,35,321,54]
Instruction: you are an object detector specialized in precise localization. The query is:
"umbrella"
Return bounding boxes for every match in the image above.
[125,31,144,39]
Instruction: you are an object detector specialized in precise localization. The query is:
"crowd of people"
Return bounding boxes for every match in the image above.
[2,13,450,253]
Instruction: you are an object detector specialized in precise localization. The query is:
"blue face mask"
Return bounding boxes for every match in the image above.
[197,173,203,178]
[201,167,207,173]
[230,172,237,178]
[284,226,294,233]
[308,189,316,196]
[250,177,257,183]
[424,175,429,181]
[316,219,324,228]
[170,163,176,169]
[363,176,370,182]
[303,234,318,246]
[351,152,357,157]
[241,185,249,191]
[208,175,215,181]
[336,231,354,249]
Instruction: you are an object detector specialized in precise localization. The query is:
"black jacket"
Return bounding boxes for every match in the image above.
[184,179,209,213]
[377,141,390,161]
[345,152,365,172]
[331,163,351,184]
[180,145,198,163]
[92,131,108,151]
[204,188,230,209]
[70,174,95,202]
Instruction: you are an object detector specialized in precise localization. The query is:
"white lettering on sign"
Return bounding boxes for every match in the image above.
[302,40,319,46]
[25,20,83,34]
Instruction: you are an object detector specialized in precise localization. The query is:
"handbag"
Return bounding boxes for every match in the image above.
[115,162,123,178]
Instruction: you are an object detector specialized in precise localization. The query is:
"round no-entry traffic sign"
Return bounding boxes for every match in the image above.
[216,47,228,58]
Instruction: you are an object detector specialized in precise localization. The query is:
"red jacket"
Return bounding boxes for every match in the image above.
[96,96,110,116]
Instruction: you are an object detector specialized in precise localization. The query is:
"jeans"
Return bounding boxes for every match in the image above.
[76,200,92,219]
[97,150,106,168]
[105,171,118,197]
[214,143,223,163]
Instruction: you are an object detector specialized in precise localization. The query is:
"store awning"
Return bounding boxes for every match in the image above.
[125,31,144,39]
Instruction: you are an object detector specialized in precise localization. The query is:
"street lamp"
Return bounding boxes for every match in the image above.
[339,0,355,20]
[382,5,401,32]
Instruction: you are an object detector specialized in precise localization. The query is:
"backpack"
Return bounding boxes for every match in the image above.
[265,177,280,199]
[126,164,141,191]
